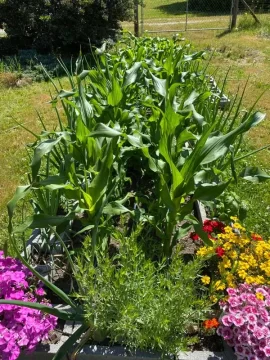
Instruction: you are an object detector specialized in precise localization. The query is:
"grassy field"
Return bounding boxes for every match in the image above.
[0,79,58,248]
[1,3,270,249]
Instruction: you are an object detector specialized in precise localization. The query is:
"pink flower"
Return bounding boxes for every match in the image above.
[228,296,241,307]
[235,344,246,356]
[227,288,237,296]
[264,346,270,357]
[221,315,233,326]
[232,314,245,327]
[246,313,257,324]
[254,328,265,340]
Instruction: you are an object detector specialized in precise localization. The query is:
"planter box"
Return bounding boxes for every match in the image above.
[19,203,233,360]
[19,332,236,360]
[18,305,236,360]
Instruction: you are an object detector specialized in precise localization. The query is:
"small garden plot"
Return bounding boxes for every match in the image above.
[1,34,270,360]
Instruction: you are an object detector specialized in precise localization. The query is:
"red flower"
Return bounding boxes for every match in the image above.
[215,246,225,257]
[203,224,214,233]
[190,232,199,241]
[251,233,263,241]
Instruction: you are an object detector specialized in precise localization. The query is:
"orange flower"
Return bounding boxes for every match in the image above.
[203,318,219,329]
[251,233,263,241]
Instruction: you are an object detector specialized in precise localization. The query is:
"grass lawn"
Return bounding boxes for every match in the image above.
[0,80,58,249]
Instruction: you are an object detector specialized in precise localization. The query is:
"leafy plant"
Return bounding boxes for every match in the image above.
[75,229,210,355]
[8,34,270,260]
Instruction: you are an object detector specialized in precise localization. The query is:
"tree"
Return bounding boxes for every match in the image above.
[0,0,134,53]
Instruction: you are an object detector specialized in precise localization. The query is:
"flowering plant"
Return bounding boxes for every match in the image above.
[218,284,270,360]
[0,251,57,360]
[196,218,270,301]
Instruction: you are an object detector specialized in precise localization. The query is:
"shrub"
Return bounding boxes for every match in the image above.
[0,0,134,53]
[0,251,57,360]
[75,231,210,355]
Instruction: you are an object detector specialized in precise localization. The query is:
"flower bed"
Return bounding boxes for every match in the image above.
[2,33,270,360]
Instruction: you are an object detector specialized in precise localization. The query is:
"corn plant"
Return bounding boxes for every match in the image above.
[4,34,270,359]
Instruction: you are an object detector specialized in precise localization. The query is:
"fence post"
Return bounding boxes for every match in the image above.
[231,0,239,29]
[185,0,189,31]
[134,0,139,37]
[140,0,144,36]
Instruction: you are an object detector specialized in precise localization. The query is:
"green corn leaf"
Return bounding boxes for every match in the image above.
[184,91,199,108]
[150,72,167,97]
[193,181,231,201]
[38,175,67,187]
[58,89,77,99]
[103,202,134,216]
[160,176,176,212]
[31,137,62,180]
[200,112,266,165]
[127,134,143,148]
[13,213,75,233]
[108,77,123,106]
[90,123,122,138]
[123,62,142,87]
[240,167,270,183]
[0,300,83,321]
[7,185,31,233]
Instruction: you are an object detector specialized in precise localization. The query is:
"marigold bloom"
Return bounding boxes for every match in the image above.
[251,233,263,241]
[201,275,210,285]
[203,318,219,329]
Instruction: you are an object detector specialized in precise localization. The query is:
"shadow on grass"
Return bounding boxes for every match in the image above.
[155,1,231,17]
[217,29,232,38]
[155,1,187,15]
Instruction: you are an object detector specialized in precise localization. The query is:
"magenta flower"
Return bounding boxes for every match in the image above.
[0,254,57,360]
[219,283,270,360]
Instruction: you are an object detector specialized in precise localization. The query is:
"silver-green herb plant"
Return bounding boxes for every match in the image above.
[75,228,209,356]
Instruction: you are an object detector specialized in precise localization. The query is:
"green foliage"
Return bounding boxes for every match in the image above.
[8,34,269,259]
[76,231,209,354]
[0,0,134,53]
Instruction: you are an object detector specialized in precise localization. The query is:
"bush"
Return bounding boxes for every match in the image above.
[0,0,134,53]
[76,232,210,354]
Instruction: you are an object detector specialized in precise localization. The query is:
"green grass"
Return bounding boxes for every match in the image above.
[0,81,58,250]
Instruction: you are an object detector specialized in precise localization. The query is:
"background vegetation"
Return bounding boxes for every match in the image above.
[0,0,134,54]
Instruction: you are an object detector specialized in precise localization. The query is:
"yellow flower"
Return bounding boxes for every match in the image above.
[201,275,211,285]
[214,280,226,291]
[230,216,238,222]
[256,292,264,301]
[210,295,218,303]
[238,269,247,279]
[197,246,212,257]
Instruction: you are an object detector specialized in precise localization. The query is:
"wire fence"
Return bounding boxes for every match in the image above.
[140,0,233,34]
[135,0,270,35]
